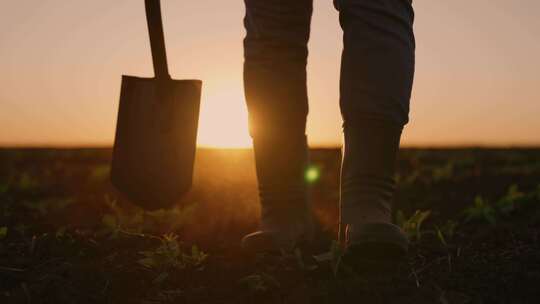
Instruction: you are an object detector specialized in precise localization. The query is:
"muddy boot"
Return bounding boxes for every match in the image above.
[242,134,313,253]
[340,122,408,270]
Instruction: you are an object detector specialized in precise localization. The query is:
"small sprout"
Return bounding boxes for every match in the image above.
[189,245,208,267]
[138,234,208,274]
[496,184,525,215]
[394,173,402,184]
[18,173,40,191]
[101,214,119,231]
[148,289,184,302]
[101,213,131,239]
[330,240,345,276]
[0,226,7,239]
[29,235,37,255]
[292,249,317,271]
[104,195,117,210]
[238,273,280,293]
[396,210,431,241]
[464,196,496,225]
[436,228,447,247]
[312,241,347,276]
[0,180,10,194]
[435,220,458,247]
[432,162,454,182]
[398,171,420,187]
[147,202,199,231]
[23,198,74,215]
[442,220,457,239]
[55,226,67,239]
[153,272,169,285]
[89,165,110,182]
[294,248,305,270]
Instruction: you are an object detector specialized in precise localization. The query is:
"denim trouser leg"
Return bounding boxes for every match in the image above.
[336,0,415,225]
[243,0,312,138]
[336,0,415,126]
[243,0,415,227]
[243,0,313,225]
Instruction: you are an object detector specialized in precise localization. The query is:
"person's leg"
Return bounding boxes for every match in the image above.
[335,0,415,257]
[242,0,314,252]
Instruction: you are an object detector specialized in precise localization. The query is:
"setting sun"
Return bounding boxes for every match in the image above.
[1,1,540,302]
[196,87,252,148]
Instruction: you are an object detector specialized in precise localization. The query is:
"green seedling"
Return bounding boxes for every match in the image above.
[89,165,110,182]
[287,248,317,272]
[0,179,10,194]
[1,201,13,218]
[496,184,525,215]
[23,198,74,215]
[396,171,420,187]
[396,209,431,241]
[146,202,198,232]
[312,241,344,276]
[17,173,40,191]
[464,196,496,225]
[0,226,7,239]
[238,273,280,293]
[101,214,120,237]
[312,240,359,277]
[138,233,208,272]
[432,162,454,182]
[330,240,345,276]
[55,226,67,239]
[106,193,197,231]
[102,195,144,234]
[152,272,169,285]
[146,289,184,302]
[435,220,458,247]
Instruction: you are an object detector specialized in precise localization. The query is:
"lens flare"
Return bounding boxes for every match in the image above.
[305,165,320,184]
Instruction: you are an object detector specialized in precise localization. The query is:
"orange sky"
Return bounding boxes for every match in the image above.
[0,0,539,147]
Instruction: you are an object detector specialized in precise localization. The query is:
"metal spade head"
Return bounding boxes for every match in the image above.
[111,76,201,210]
[111,0,202,210]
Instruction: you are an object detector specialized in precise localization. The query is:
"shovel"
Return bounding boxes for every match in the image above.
[111,0,202,210]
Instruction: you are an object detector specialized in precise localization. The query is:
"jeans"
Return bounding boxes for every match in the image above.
[243,0,415,226]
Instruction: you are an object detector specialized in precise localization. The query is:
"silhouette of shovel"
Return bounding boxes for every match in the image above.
[111,0,202,210]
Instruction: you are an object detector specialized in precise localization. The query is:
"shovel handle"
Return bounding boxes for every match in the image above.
[145,0,170,79]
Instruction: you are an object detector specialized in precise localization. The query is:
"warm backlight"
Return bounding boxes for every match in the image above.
[196,89,252,148]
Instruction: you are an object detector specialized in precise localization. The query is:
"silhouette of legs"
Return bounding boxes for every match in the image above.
[242,0,415,254]
[336,0,415,254]
[242,0,314,251]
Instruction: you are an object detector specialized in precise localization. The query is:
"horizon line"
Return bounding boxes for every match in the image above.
[1,143,540,150]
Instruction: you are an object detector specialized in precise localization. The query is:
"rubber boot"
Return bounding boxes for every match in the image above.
[242,134,313,253]
[340,121,408,266]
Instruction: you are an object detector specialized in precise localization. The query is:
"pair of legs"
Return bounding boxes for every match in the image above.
[242,0,415,254]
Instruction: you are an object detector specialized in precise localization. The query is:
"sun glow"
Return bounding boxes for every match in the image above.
[196,88,252,148]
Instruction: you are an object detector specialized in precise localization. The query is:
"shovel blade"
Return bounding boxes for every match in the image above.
[111,75,202,210]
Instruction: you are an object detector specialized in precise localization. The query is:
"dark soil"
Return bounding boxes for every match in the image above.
[1,148,539,303]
